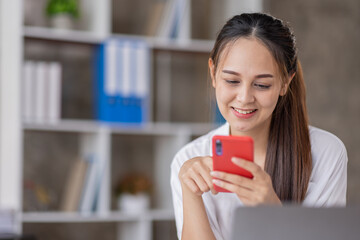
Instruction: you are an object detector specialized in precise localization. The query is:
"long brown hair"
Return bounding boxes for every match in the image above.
[210,13,312,202]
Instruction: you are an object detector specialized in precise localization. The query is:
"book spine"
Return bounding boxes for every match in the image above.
[121,40,132,123]
[177,0,191,41]
[105,39,118,97]
[79,155,99,214]
[47,62,62,124]
[157,0,178,39]
[135,41,150,124]
[129,41,137,123]
[22,61,35,123]
[105,39,119,122]
[115,39,125,122]
[34,62,47,124]
[95,43,107,121]
[60,158,88,212]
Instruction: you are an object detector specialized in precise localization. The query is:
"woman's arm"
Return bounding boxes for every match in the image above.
[178,157,217,239]
[181,182,216,240]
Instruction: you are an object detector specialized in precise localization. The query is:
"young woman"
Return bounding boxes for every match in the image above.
[170,13,347,240]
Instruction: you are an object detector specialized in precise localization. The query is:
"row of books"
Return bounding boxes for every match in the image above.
[94,38,151,124]
[22,39,151,126]
[158,0,191,40]
[145,0,191,40]
[22,61,62,124]
[60,155,106,214]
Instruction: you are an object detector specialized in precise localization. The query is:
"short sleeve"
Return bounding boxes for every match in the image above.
[303,128,348,207]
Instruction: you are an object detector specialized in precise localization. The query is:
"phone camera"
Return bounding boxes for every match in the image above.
[215,139,222,156]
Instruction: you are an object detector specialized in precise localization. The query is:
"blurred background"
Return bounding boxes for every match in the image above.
[265,0,360,206]
[0,0,358,239]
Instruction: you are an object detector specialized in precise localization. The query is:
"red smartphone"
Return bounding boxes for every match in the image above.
[212,135,254,193]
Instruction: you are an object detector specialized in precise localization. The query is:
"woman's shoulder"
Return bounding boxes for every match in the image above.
[309,126,346,150]
[309,125,347,163]
[304,126,347,206]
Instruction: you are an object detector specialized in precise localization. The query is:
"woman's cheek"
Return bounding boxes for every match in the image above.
[257,91,280,109]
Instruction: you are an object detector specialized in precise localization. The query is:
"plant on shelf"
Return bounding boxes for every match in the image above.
[115,173,152,213]
[45,0,80,30]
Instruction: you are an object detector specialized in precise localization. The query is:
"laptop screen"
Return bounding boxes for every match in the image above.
[231,206,360,240]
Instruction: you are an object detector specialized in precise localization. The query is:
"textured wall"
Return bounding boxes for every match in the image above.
[264,0,360,204]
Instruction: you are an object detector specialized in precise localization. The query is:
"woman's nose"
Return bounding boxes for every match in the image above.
[236,85,255,104]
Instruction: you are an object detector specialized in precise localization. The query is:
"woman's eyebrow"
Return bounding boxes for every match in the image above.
[222,70,274,79]
[255,74,274,79]
[222,70,240,76]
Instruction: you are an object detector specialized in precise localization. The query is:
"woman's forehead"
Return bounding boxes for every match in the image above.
[217,38,278,75]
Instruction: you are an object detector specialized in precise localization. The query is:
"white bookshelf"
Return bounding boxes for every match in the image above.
[19,0,256,239]
[0,0,23,235]
[23,119,215,217]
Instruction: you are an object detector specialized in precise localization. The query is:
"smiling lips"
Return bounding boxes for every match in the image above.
[232,107,258,119]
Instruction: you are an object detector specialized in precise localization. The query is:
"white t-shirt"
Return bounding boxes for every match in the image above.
[170,122,348,240]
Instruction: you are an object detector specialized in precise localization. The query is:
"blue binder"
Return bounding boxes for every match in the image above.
[94,38,150,124]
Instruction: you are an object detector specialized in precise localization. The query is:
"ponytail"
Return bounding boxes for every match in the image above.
[265,60,312,202]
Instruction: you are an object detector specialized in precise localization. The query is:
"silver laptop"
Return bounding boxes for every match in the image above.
[231,206,360,240]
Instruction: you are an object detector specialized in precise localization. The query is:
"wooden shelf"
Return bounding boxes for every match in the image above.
[23,26,214,53]
[22,209,175,223]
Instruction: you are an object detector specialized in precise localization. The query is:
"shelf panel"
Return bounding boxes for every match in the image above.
[23,26,214,53]
[23,26,105,44]
[151,38,214,53]
[109,122,216,136]
[22,209,175,223]
[23,119,217,136]
[23,120,103,133]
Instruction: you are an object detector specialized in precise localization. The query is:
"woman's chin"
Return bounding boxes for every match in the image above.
[230,123,253,135]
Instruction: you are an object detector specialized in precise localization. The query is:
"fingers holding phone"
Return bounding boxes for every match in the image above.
[212,135,254,192]
[212,157,282,206]
[179,156,218,195]
[211,135,281,205]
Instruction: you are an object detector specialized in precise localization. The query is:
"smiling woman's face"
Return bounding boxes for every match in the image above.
[210,37,285,136]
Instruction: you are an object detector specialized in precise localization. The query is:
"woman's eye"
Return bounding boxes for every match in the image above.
[225,80,239,84]
[254,83,271,89]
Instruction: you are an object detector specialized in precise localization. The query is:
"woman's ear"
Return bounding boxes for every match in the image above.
[280,72,296,96]
[208,58,216,88]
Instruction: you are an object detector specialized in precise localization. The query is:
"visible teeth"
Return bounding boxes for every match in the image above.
[234,108,256,114]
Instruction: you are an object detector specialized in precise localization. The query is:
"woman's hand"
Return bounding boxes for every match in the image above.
[211,157,281,206]
[179,156,218,196]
